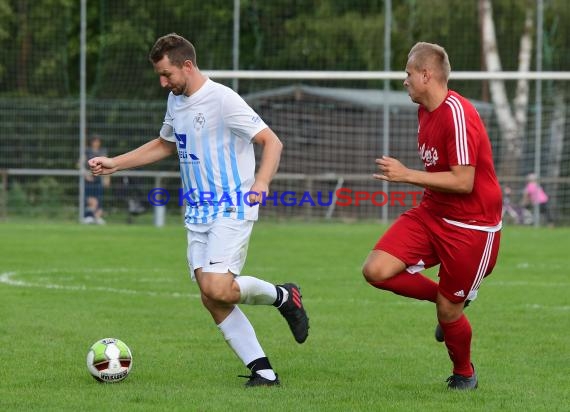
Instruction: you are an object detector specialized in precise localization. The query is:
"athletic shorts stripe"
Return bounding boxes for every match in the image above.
[470,231,495,294]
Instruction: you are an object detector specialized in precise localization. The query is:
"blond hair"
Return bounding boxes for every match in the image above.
[408,42,451,83]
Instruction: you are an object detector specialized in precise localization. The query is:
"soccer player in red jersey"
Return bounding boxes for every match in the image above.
[362,42,502,390]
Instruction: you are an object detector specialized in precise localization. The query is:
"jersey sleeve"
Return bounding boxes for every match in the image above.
[221,90,268,142]
[159,93,176,143]
[444,95,480,167]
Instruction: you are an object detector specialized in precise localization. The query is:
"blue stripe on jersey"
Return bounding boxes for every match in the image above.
[179,162,189,221]
[182,132,200,224]
[188,130,208,224]
[201,128,220,218]
[228,132,245,220]
[177,140,194,223]
[216,125,232,218]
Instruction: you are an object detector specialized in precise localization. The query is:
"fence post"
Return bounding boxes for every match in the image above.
[154,175,165,227]
[0,170,7,220]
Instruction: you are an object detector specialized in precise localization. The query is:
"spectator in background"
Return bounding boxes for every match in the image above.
[83,135,108,224]
[502,186,532,225]
[521,173,553,226]
[83,195,104,224]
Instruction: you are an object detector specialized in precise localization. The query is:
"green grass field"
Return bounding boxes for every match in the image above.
[1,221,569,411]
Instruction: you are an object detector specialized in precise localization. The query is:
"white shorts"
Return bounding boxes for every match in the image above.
[186,217,254,280]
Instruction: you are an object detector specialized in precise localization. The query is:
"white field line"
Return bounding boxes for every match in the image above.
[2,269,569,310]
[0,269,200,299]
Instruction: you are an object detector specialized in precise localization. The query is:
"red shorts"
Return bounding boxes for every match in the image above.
[374,206,501,303]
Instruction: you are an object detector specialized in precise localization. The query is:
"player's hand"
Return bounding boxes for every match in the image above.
[373,156,409,182]
[88,157,118,176]
[248,180,268,205]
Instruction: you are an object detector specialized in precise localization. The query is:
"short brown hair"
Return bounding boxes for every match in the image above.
[148,33,197,67]
[408,42,451,83]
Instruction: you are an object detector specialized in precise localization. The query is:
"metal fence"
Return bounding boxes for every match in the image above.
[1,0,569,225]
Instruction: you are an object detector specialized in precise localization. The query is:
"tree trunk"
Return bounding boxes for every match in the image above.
[480,0,532,178]
[513,7,533,132]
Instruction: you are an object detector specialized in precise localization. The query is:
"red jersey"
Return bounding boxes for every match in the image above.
[417,90,502,227]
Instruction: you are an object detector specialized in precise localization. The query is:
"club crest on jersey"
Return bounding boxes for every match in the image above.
[193,113,206,131]
[419,142,439,167]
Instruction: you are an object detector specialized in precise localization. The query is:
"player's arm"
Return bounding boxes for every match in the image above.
[249,128,283,202]
[89,137,177,176]
[374,156,475,194]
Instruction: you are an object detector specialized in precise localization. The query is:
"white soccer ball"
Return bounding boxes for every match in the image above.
[86,338,133,382]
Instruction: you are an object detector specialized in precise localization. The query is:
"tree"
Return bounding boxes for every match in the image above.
[480,0,533,177]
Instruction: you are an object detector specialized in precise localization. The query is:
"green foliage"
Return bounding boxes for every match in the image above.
[6,181,27,210]
[542,0,570,99]
[7,176,66,218]
[0,1,13,83]
[278,12,385,71]
[0,0,73,96]
[1,0,569,98]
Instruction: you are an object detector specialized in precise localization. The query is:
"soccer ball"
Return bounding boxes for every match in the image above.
[86,338,133,382]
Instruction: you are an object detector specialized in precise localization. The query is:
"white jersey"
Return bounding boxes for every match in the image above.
[159,79,267,224]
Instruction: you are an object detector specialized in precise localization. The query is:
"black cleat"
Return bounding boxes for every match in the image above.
[435,299,471,342]
[277,283,309,343]
[446,364,478,390]
[239,373,280,387]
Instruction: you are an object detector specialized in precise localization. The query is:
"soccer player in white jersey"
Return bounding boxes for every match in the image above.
[88,33,309,387]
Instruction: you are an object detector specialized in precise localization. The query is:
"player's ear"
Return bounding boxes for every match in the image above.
[183,60,194,71]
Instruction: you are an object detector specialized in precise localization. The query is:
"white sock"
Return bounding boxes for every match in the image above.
[256,369,277,381]
[217,306,266,366]
[277,286,289,307]
[235,276,277,305]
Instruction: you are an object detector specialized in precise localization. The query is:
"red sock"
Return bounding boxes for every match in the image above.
[439,314,473,377]
[368,271,438,302]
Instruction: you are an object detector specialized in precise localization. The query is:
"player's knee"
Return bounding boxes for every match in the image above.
[362,261,391,283]
[436,296,464,323]
[200,284,234,304]
[202,288,229,303]
[436,308,463,324]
